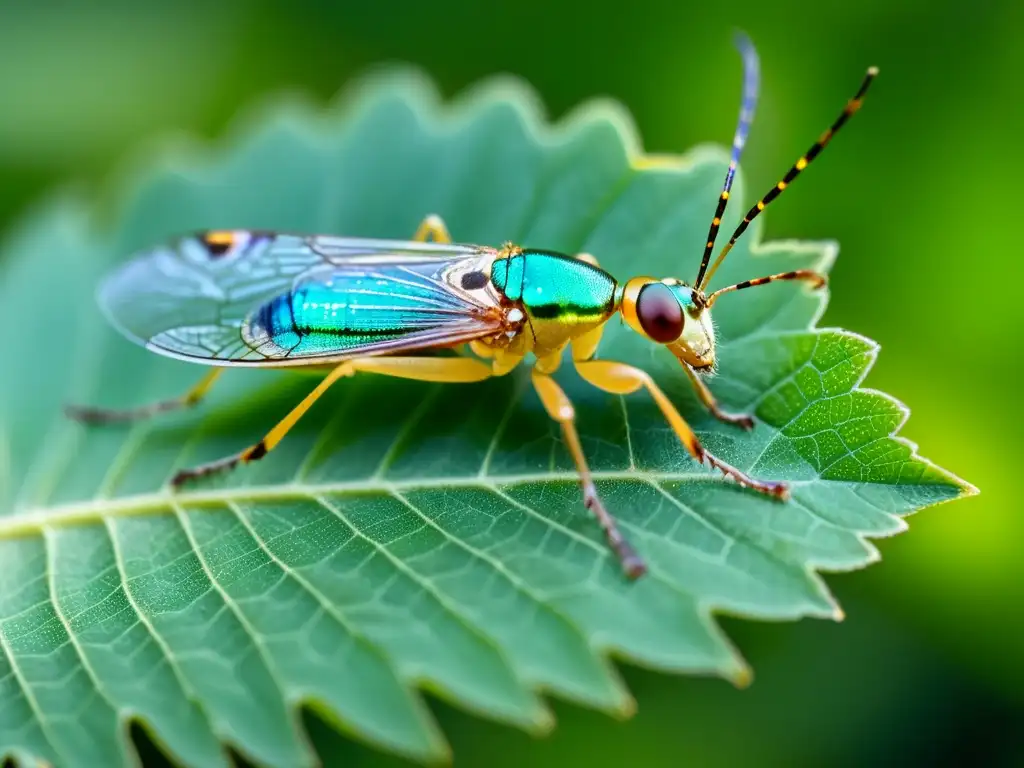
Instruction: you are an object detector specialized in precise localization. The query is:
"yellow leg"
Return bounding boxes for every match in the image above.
[681,363,755,430]
[65,368,224,425]
[572,285,751,429]
[468,341,527,377]
[531,358,646,579]
[469,339,497,359]
[412,213,452,244]
[574,359,789,500]
[572,324,604,363]
[170,355,501,487]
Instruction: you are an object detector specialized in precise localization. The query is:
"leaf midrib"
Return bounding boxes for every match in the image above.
[1,470,824,540]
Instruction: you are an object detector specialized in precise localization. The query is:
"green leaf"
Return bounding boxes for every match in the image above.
[0,69,974,768]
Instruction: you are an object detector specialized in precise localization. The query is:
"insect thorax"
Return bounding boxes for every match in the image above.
[489,250,618,356]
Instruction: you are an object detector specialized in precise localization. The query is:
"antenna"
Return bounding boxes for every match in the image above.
[693,31,761,290]
[698,66,880,292]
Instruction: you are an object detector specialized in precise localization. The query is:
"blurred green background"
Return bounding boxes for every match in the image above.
[1,0,1018,765]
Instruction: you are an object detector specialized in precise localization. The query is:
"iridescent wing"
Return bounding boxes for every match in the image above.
[98,230,507,366]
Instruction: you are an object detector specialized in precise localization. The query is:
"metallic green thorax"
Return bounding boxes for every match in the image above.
[490,250,619,353]
[490,250,618,317]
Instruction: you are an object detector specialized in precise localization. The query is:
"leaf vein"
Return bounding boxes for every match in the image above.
[388,487,595,619]
[103,517,222,747]
[0,604,68,767]
[42,526,126,724]
[309,493,530,689]
[170,502,301,706]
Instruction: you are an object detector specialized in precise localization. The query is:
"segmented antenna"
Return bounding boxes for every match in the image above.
[698,66,880,292]
[705,269,825,308]
[692,31,761,291]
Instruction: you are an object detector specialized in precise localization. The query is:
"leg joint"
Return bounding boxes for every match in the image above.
[243,441,268,462]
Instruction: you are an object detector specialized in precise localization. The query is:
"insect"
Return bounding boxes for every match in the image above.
[68,35,877,579]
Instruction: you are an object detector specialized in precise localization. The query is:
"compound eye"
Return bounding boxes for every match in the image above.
[636,282,684,343]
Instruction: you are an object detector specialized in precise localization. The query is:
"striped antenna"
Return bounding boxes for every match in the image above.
[705,269,825,308]
[698,65,880,292]
[692,31,761,290]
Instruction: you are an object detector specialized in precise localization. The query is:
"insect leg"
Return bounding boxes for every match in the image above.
[469,340,497,358]
[571,324,604,363]
[530,356,646,579]
[680,363,755,429]
[65,368,224,425]
[412,214,453,244]
[571,310,753,430]
[170,355,498,487]
[574,359,789,500]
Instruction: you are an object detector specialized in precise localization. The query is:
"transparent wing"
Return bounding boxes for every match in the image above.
[98,231,504,366]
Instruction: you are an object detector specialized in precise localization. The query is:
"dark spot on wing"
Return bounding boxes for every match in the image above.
[195,229,274,260]
[199,231,236,258]
[461,271,489,290]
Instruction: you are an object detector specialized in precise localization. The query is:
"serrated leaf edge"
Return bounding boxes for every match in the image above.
[0,65,978,768]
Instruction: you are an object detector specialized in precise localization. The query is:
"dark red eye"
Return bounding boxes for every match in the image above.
[636,282,684,343]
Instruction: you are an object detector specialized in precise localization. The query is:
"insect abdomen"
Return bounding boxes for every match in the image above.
[241,264,470,357]
[251,293,300,347]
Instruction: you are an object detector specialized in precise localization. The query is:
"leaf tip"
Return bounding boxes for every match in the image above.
[524,703,558,737]
[729,663,754,689]
[956,477,981,499]
[613,692,639,720]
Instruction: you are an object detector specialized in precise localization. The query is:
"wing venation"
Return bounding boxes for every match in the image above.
[99,231,506,366]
